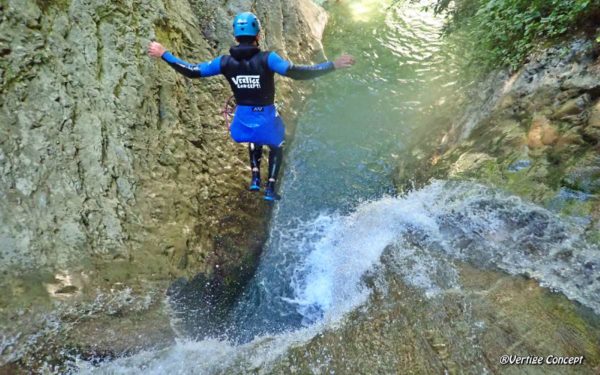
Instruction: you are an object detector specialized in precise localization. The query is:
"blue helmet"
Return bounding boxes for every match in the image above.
[233,12,260,37]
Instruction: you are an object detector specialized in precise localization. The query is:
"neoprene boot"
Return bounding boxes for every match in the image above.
[263,179,281,201]
[249,173,261,191]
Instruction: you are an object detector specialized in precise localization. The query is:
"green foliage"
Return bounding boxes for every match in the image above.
[431,0,600,73]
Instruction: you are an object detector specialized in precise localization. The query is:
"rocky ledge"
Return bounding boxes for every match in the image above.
[396,37,600,243]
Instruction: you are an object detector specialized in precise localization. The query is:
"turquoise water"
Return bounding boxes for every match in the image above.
[279,0,460,214]
[222,0,462,342]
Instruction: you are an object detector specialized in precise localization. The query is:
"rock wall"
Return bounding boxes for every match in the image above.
[0,0,327,287]
[0,0,328,368]
[395,38,600,241]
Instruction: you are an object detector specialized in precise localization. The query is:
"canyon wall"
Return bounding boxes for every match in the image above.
[396,38,600,241]
[0,0,328,367]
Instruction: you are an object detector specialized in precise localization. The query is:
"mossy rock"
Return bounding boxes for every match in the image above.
[35,0,70,12]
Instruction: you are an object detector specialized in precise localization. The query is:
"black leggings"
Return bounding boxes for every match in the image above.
[248,143,282,181]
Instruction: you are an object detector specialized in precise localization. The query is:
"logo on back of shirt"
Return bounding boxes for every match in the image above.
[232,75,261,89]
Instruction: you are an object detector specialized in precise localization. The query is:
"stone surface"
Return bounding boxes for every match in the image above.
[269,261,600,374]
[527,114,558,149]
[588,101,600,128]
[395,37,600,237]
[553,94,590,119]
[584,100,600,141]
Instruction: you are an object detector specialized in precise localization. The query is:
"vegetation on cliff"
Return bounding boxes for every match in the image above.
[428,0,600,71]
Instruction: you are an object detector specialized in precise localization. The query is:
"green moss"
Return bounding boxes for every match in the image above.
[558,199,595,217]
[35,0,70,12]
[475,159,505,183]
[585,228,600,244]
[154,23,185,52]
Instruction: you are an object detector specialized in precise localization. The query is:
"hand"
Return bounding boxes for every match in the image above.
[147,41,166,58]
[333,54,355,69]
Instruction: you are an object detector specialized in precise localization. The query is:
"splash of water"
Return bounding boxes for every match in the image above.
[74,180,599,373]
[278,179,600,322]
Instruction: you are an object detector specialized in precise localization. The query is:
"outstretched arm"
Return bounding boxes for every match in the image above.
[268,52,355,80]
[147,41,221,78]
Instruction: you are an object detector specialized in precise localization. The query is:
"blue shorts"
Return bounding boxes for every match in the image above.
[230,105,285,147]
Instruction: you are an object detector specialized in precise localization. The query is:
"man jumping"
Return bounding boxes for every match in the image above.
[148,12,355,200]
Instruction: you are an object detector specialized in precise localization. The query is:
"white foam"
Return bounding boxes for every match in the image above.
[74,180,600,373]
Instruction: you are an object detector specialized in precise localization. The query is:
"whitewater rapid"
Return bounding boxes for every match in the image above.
[74,180,600,374]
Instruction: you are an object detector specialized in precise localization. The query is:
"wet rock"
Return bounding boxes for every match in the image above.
[527,115,558,148]
[449,152,494,177]
[63,299,176,363]
[270,265,600,374]
[553,94,590,120]
[583,100,600,142]
[562,165,600,195]
[403,37,600,227]
[54,285,78,294]
[588,101,600,128]
[507,159,531,172]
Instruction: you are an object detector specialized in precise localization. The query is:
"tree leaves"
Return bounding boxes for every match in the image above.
[431,0,600,74]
